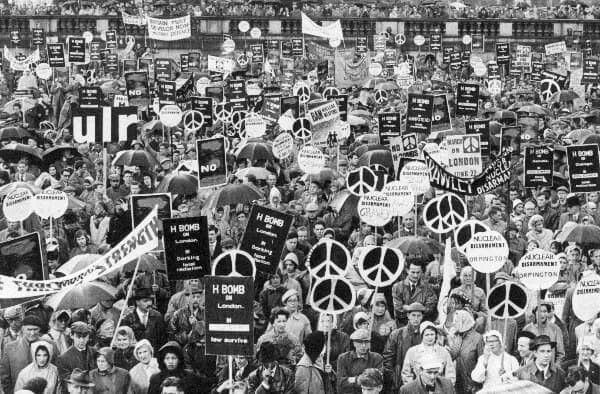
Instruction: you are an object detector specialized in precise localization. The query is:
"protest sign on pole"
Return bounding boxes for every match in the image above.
[68,37,85,63]
[524,146,553,188]
[465,120,490,161]
[0,232,45,282]
[406,94,433,135]
[3,188,34,222]
[378,113,401,146]
[464,230,508,273]
[197,137,228,188]
[163,216,210,280]
[572,272,600,321]
[566,144,600,192]
[444,135,482,178]
[515,249,561,290]
[358,191,392,227]
[47,43,65,67]
[455,83,480,116]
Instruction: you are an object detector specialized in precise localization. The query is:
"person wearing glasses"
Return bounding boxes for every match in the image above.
[399,353,455,394]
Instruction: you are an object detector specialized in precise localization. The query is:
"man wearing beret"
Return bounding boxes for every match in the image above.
[57,321,97,394]
[514,335,566,392]
[337,328,384,394]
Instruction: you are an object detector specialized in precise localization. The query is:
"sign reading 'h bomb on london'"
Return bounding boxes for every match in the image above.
[163,216,209,280]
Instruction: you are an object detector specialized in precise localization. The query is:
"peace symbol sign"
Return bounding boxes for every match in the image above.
[212,250,256,278]
[214,102,233,123]
[358,246,405,288]
[487,281,529,319]
[306,239,351,279]
[309,276,356,315]
[237,54,249,67]
[423,192,467,234]
[231,110,248,131]
[369,163,388,175]
[40,121,55,131]
[403,134,417,150]
[395,33,406,45]
[454,219,490,254]
[346,166,377,196]
[540,79,561,102]
[182,110,205,133]
[323,87,340,99]
[294,84,311,104]
[462,136,480,153]
[374,90,388,105]
[292,117,312,141]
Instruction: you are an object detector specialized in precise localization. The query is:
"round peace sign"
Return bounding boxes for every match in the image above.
[487,281,529,319]
[309,276,356,315]
[454,219,490,254]
[358,246,405,288]
[214,102,233,123]
[323,86,340,99]
[540,79,561,102]
[182,110,204,133]
[374,90,388,105]
[292,118,312,141]
[212,250,256,278]
[40,121,55,131]
[231,110,248,131]
[395,33,406,45]
[346,166,377,196]
[294,84,311,104]
[306,239,351,279]
[237,54,249,67]
[423,192,467,234]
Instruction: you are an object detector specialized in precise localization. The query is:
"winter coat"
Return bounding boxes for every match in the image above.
[14,341,60,394]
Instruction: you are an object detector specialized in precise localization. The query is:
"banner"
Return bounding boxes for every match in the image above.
[197,137,228,188]
[147,15,191,41]
[524,146,553,188]
[125,71,150,108]
[306,100,341,147]
[301,12,343,41]
[334,50,369,88]
[205,276,254,356]
[163,216,209,280]
[122,11,146,26]
[4,47,39,71]
[0,208,159,298]
[240,205,294,274]
[425,148,512,195]
[71,106,138,143]
[567,144,600,192]
[207,55,235,74]
[546,41,567,56]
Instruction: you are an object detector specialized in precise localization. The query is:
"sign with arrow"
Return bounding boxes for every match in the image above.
[566,144,600,192]
[524,146,553,188]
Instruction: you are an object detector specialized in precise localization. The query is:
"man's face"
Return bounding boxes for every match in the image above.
[208,230,217,243]
[314,224,325,239]
[407,264,422,283]
[267,175,276,187]
[115,335,129,349]
[285,238,297,251]
[517,337,532,359]
[110,179,120,189]
[190,293,202,309]
[558,191,567,203]
[536,194,547,208]
[7,315,22,331]
[298,230,308,242]
[17,163,26,174]
[354,340,370,356]
[486,335,502,354]
[23,325,40,342]
[461,268,474,285]
[274,314,287,333]
[535,344,553,367]
[420,367,440,386]
[538,306,549,323]
[524,202,536,216]
[407,311,423,327]
[306,208,318,219]
[164,353,179,370]
[137,298,153,312]
[72,333,89,351]
[68,384,92,394]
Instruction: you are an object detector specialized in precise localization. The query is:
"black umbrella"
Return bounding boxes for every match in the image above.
[42,145,82,164]
[112,150,159,168]
[0,126,30,141]
[156,173,198,195]
[0,143,43,166]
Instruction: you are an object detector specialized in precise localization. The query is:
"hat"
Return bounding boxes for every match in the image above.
[305,202,319,213]
[453,310,475,333]
[404,302,427,313]
[133,287,154,300]
[531,334,557,350]
[357,288,374,306]
[65,368,95,388]
[97,347,115,366]
[22,315,43,328]
[353,312,370,329]
[83,176,94,184]
[484,330,503,344]
[566,194,581,208]
[324,228,335,238]
[287,230,298,240]
[419,321,437,335]
[109,173,120,180]
[160,157,172,165]
[283,253,299,267]
[4,306,22,320]
[512,199,523,209]
[281,289,299,304]
[70,321,91,335]
[373,293,386,305]
[221,237,235,249]
[557,186,569,193]
[419,353,443,370]
[350,328,371,342]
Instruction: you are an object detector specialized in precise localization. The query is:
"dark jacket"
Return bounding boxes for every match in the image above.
[148,341,203,394]
[56,346,97,394]
[391,278,438,326]
[336,351,384,394]
[247,363,295,394]
[399,376,456,394]
[89,366,130,394]
[514,361,566,393]
[121,308,167,352]
[259,285,286,319]
[113,346,137,371]
[383,323,422,390]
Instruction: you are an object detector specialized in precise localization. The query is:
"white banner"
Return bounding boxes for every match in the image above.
[0,208,159,298]
[4,47,40,71]
[147,15,191,41]
[122,11,147,26]
[545,41,567,56]
[301,12,344,41]
[207,55,236,74]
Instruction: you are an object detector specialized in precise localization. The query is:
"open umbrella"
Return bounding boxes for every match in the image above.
[112,150,159,168]
[203,184,263,209]
[562,224,600,246]
[351,143,386,158]
[42,145,82,164]
[566,129,593,144]
[156,173,198,195]
[0,126,30,141]
[329,190,359,216]
[492,110,517,123]
[234,167,274,180]
[301,168,339,184]
[122,254,165,274]
[235,142,273,161]
[56,254,102,276]
[374,81,399,91]
[68,195,87,210]
[45,281,117,310]
[348,114,367,126]
[358,149,394,168]
[0,143,43,166]
[387,236,436,261]
[362,78,387,90]
[516,104,549,116]
[550,90,580,104]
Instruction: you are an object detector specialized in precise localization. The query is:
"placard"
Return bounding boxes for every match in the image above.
[431,94,452,132]
[381,181,414,217]
[105,30,117,49]
[130,193,172,239]
[406,94,433,134]
[147,15,191,41]
[68,37,85,63]
[125,71,150,108]
[465,230,508,273]
[46,43,65,67]
[281,96,300,118]
[79,87,101,108]
[531,62,544,81]
[240,205,293,274]
[205,276,254,356]
[450,52,462,70]
[180,53,189,73]
[378,113,401,146]
[456,83,480,116]
[524,146,553,188]
[197,137,228,188]
[356,37,368,54]
[292,39,303,56]
[32,28,45,46]
[566,144,600,192]
[572,273,600,321]
[442,47,453,64]
[0,232,44,282]
[582,58,599,84]
[430,34,442,52]
[227,79,247,111]
[496,42,510,65]
[3,188,34,222]
[90,41,102,62]
[445,134,482,178]
[191,96,213,127]
[157,81,176,106]
[330,94,348,121]
[163,216,209,280]
[154,58,171,80]
[358,191,392,227]
[105,54,118,73]
[71,106,138,143]
[465,120,490,161]
[298,145,325,174]
[516,249,560,290]
[34,189,68,219]
[487,62,500,79]
[250,44,263,64]
[545,41,567,56]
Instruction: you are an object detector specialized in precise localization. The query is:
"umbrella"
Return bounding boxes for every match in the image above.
[42,145,82,164]
[562,224,600,246]
[549,90,580,103]
[362,78,386,90]
[301,168,339,184]
[329,190,359,216]
[156,173,198,195]
[566,129,593,144]
[67,195,87,210]
[516,104,549,116]
[350,109,372,118]
[235,142,273,161]
[0,126,29,141]
[203,184,263,209]
[492,110,517,123]
[3,98,36,114]
[0,182,41,197]
[387,236,436,261]
[45,281,117,310]
[352,144,386,157]
[56,254,102,276]
[0,143,43,166]
[582,134,600,147]
[358,149,394,169]
[374,81,399,91]
[112,150,159,168]
[234,167,274,180]
[122,254,165,273]
[477,379,553,394]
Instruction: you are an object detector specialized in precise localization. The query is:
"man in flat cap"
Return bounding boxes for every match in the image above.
[337,328,383,394]
[57,322,96,394]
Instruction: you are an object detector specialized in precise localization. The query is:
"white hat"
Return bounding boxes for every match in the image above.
[419,353,442,370]
[281,289,299,304]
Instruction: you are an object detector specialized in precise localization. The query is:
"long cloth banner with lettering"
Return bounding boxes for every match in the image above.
[0,208,159,298]
[147,15,191,41]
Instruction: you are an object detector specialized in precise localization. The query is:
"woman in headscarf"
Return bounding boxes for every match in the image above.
[128,339,160,394]
[401,321,455,386]
[280,289,311,344]
[471,330,519,388]
[526,214,553,250]
[446,310,484,394]
[112,326,137,371]
[94,318,115,349]
[371,293,396,341]
[47,310,71,355]
[14,340,60,394]
[89,347,130,394]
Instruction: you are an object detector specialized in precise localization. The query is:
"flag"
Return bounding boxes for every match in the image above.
[437,237,456,326]
[301,12,344,42]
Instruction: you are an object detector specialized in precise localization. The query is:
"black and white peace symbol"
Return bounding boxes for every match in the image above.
[214,102,233,123]
[370,164,389,175]
[211,250,256,278]
[306,239,351,279]
[462,136,480,154]
[294,85,311,104]
[403,135,417,151]
[182,110,205,133]
[323,87,340,99]
[292,118,312,140]
[454,219,490,254]
[487,281,529,319]
[231,110,248,131]
[40,121,55,131]
[310,276,356,315]
[395,33,406,45]
[423,192,468,234]
[346,166,377,196]
[237,54,249,67]
[381,69,389,78]
[540,79,561,102]
[383,31,391,40]
[374,90,388,105]
[358,246,405,287]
